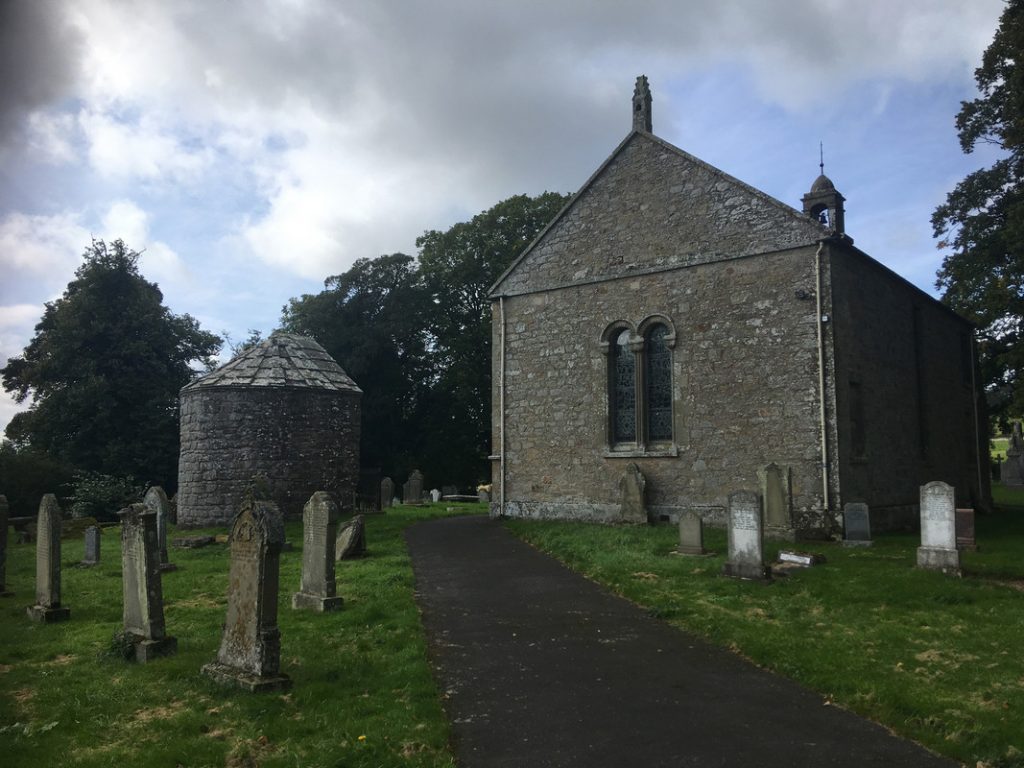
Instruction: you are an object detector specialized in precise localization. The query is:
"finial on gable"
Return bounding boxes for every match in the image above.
[633,75,652,133]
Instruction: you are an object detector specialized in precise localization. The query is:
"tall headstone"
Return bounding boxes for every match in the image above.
[380,477,394,510]
[335,514,367,560]
[0,495,12,596]
[917,481,961,574]
[619,462,647,524]
[842,502,872,547]
[676,510,706,555]
[27,494,71,622]
[203,498,292,692]
[81,526,101,566]
[292,492,344,612]
[119,504,177,662]
[723,491,770,581]
[955,508,978,551]
[143,486,176,572]
[759,463,793,540]
[403,470,424,505]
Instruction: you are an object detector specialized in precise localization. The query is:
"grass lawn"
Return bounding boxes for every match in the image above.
[505,509,1024,768]
[0,503,482,768]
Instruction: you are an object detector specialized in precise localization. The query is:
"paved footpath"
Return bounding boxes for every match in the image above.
[405,515,958,768]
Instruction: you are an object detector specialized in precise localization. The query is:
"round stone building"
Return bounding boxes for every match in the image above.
[177,332,362,527]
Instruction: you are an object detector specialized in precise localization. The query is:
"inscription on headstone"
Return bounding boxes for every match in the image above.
[81,525,101,566]
[143,486,176,572]
[676,510,706,556]
[619,462,647,524]
[292,492,344,612]
[203,498,292,692]
[403,471,425,505]
[0,495,12,596]
[842,502,872,547]
[723,491,769,581]
[917,481,961,574]
[955,508,977,551]
[380,477,394,510]
[119,504,176,661]
[27,494,71,622]
[335,514,367,560]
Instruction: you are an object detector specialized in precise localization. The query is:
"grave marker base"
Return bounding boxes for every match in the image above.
[673,545,712,556]
[842,539,872,548]
[132,635,178,663]
[202,662,293,693]
[722,562,771,581]
[916,546,962,574]
[26,604,70,623]
[158,562,179,572]
[291,592,344,612]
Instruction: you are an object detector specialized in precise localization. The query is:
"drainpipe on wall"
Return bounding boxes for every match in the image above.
[815,242,831,516]
[499,295,506,518]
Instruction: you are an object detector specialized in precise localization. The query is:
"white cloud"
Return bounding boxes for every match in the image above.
[100,199,193,293]
[79,110,212,182]
[0,211,87,294]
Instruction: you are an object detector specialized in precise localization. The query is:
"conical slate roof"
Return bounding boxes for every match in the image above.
[184,332,361,393]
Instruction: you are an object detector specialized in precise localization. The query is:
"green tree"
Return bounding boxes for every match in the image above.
[1,239,221,489]
[933,0,1024,418]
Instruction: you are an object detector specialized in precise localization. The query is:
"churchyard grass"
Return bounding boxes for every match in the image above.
[506,511,1024,768]
[0,504,482,768]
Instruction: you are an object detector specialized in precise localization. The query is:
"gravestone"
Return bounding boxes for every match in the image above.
[676,510,706,555]
[478,489,490,503]
[27,494,71,622]
[81,526,101,566]
[842,502,872,547]
[1004,424,1024,486]
[0,495,12,596]
[292,492,344,612]
[335,514,366,560]
[955,508,977,551]
[404,471,425,505]
[442,484,458,497]
[619,462,647,524]
[759,463,794,540]
[430,488,441,503]
[143,486,176,572]
[722,491,770,581]
[917,481,961,574]
[203,498,292,692]
[119,503,177,662]
[380,477,394,510]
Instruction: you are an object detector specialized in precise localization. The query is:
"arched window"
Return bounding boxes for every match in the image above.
[645,323,673,442]
[610,329,636,444]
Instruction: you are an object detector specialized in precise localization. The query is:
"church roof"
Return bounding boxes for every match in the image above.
[810,173,836,193]
[183,332,361,393]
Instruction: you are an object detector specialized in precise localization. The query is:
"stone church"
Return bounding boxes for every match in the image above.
[488,76,989,537]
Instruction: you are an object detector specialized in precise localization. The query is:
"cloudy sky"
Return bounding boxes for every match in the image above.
[0,0,1008,435]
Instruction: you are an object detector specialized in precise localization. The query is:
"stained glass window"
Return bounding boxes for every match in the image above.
[611,330,636,443]
[645,324,672,441]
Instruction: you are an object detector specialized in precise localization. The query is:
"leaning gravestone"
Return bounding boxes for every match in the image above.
[676,510,706,555]
[203,498,292,692]
[144,486,176,572]
[380,477,394,510]
[27,494,71,622]
[335,514,367,560]
[842,502,872,547]
[917,481,961,574]
[619,462,647,524]
[119,504,177,662]
[0,495,12,596]
[403,471,425,505]
[81,526,101,566]
[722,491,770,581]
[292,492,343,612]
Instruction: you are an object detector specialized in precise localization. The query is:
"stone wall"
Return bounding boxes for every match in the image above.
[177,387,361,527]
[828,244,989,521]
[492,245,836,535]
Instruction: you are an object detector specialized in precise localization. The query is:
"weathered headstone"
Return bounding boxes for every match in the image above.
[430,488,441,503]
[27,494,71,622]
[403,470,425,505]
[722,491,770,581]
[143,486,176,572]
[1004,424,1024,486]
[119,504,177,662]
[478,489,491,503]
[202,498,292,692]
[81,525,101,566]
[619,462,647,524]
[380,477,394,510]
[292,492,343,612]
[955,508,977,551]
[335,514,367,560]
[917,481,961,574]
[676,510,706,555]
[759,463,793,539]
[0,495,12,597]
[842,502,872,547]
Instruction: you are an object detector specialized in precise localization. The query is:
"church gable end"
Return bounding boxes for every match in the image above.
[493,132,825,297]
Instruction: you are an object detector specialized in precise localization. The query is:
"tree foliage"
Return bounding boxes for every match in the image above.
[933,0,1024,417]
[1,239,222,489]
